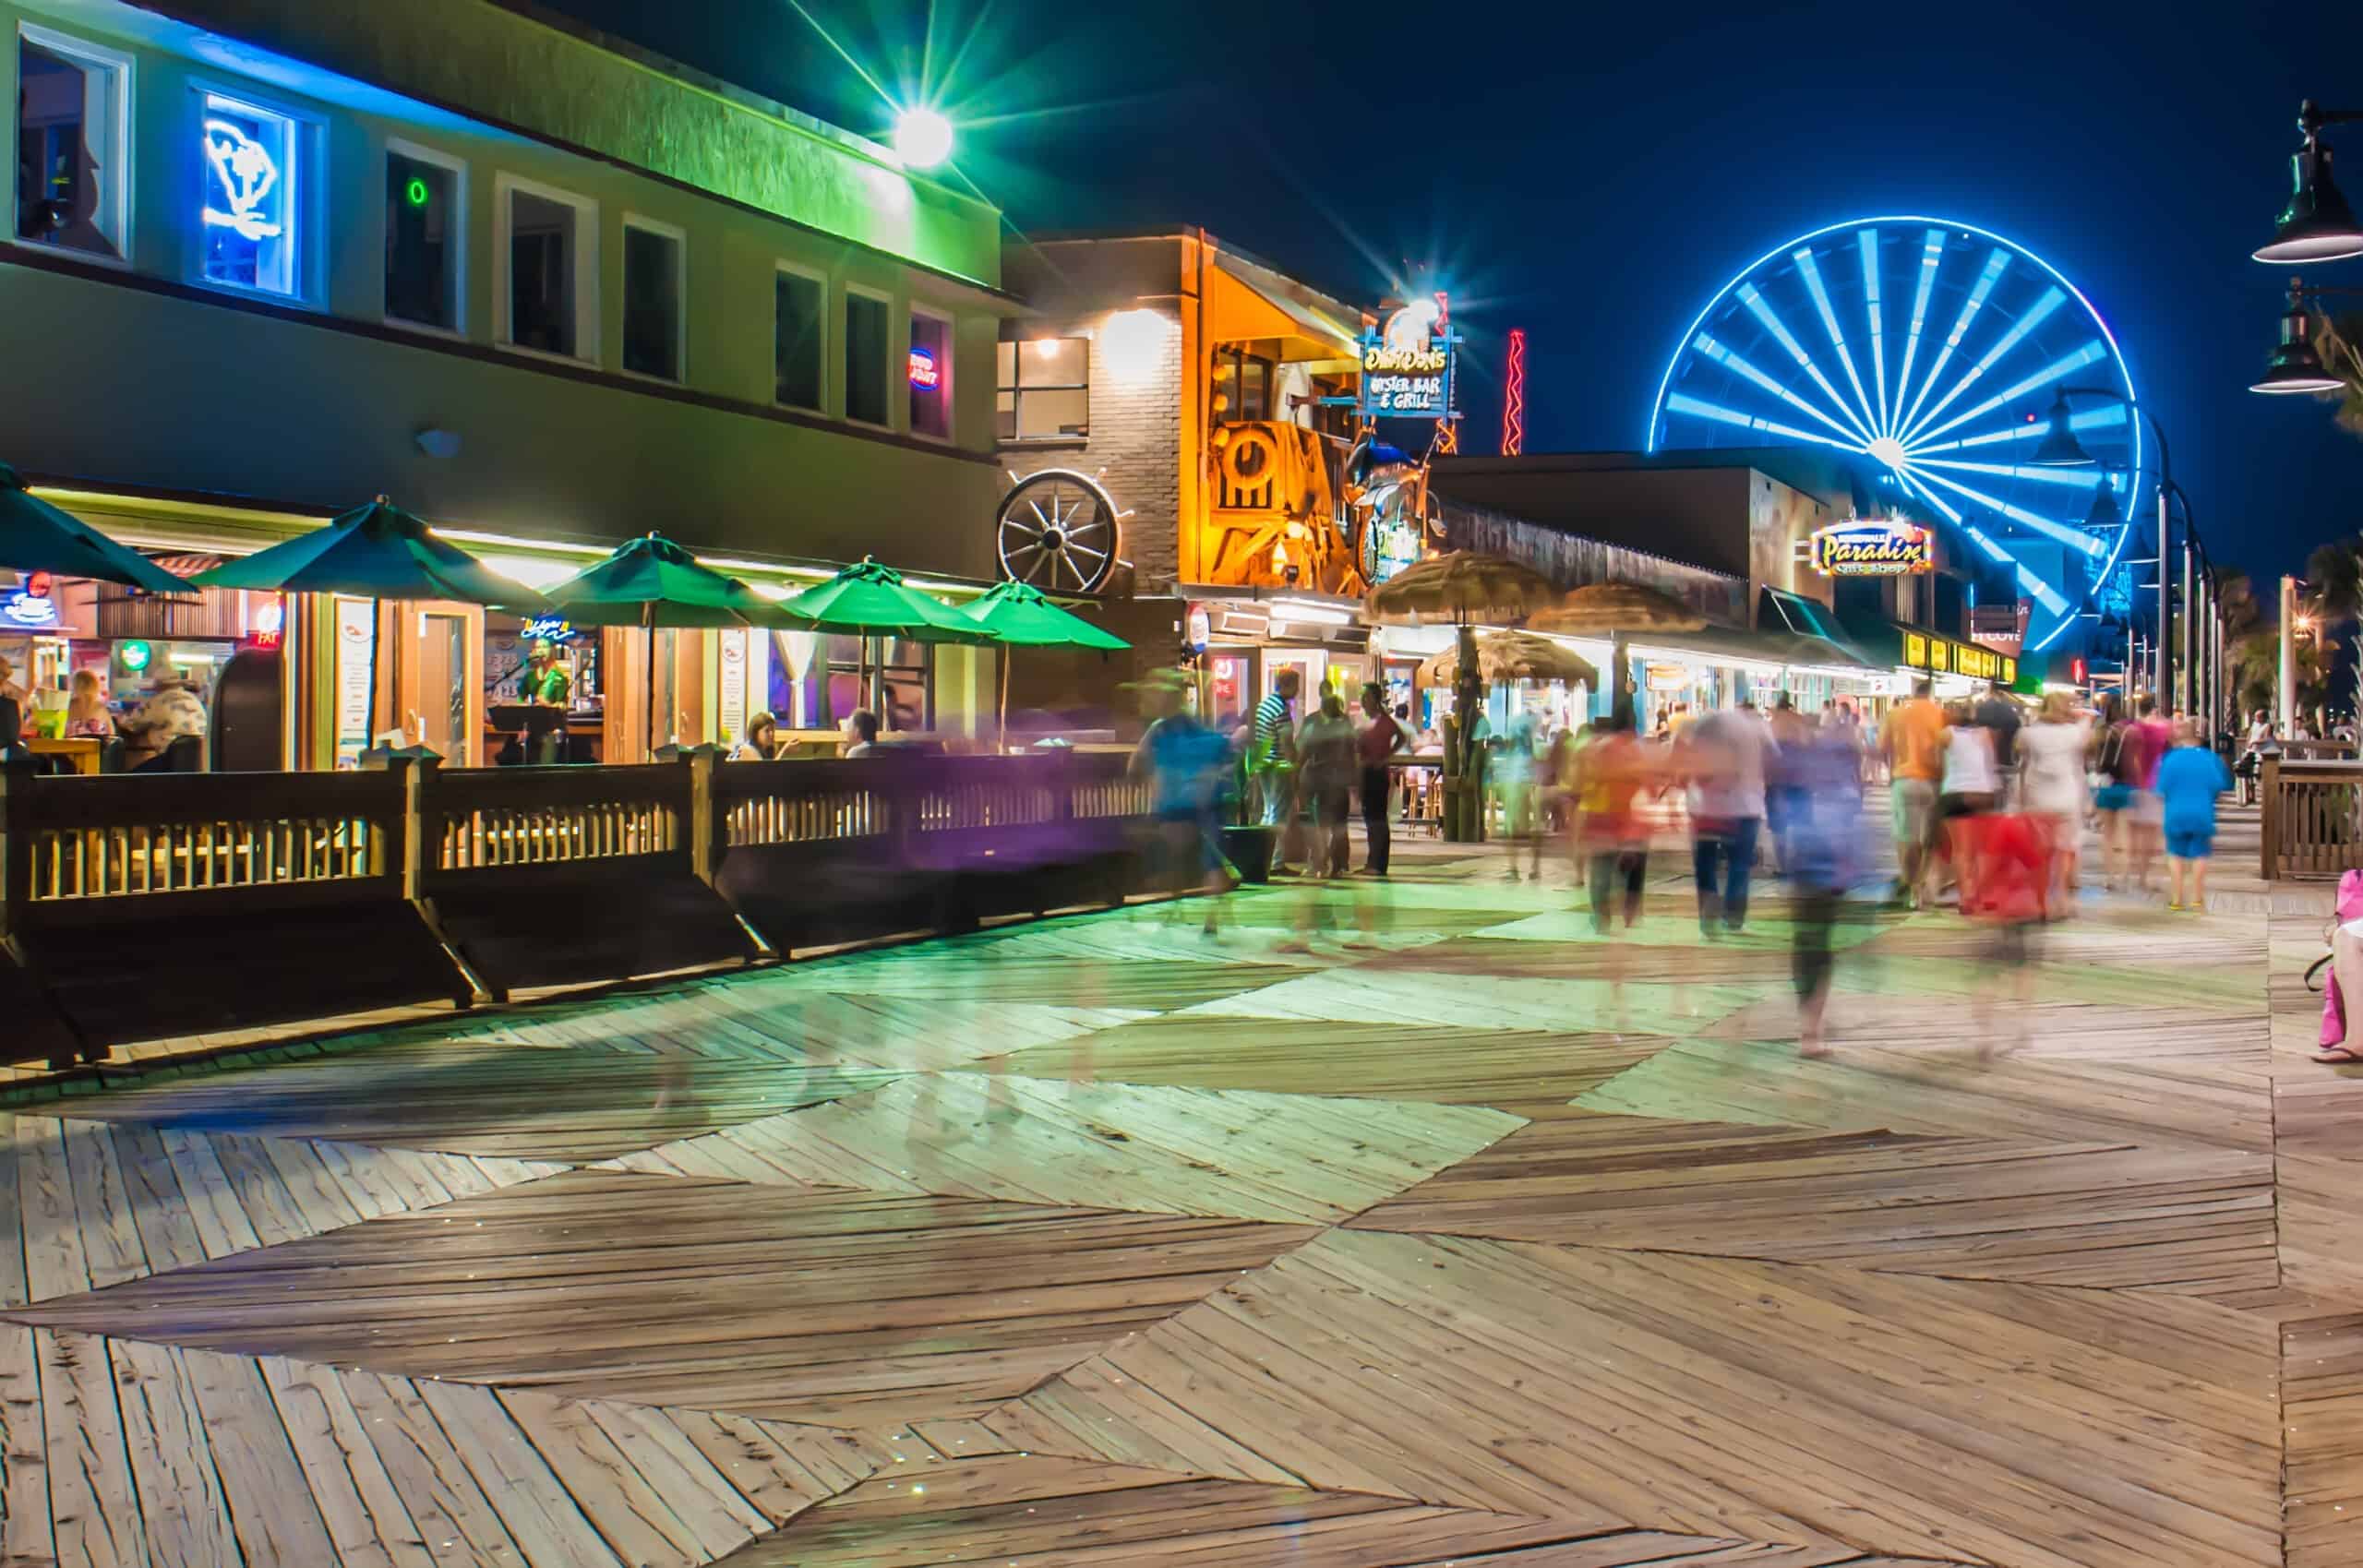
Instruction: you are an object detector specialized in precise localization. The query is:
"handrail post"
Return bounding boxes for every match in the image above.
[365,749,438,902]
[680,746,721,886]
[0,759,30,941]
[2261,755,2280,882]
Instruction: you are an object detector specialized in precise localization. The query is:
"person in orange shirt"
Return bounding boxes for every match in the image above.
[1882,678,1949,907]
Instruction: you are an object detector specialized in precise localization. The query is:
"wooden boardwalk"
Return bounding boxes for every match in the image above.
[0,833,2353,1567]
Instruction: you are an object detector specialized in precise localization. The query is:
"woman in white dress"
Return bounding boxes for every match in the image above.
[2019,691,2091,912]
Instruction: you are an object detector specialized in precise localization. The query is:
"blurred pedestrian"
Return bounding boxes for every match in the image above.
[1575,707,1652,934]
[1131,672,1233,935]
[1495,710,1542,880]
[1253,669,1302,872]
[1974,681,2022,804]
[1681,699,1776,935]
[2155,717,2231,913]
[1883,678,1947,906]
[1767,694,1811,871]
[2019,690,2091,910]
[2126,696,2174,893]
[1297,690,1358,880]
[1785,719,1865,1057]
[1355,682,1408,877]
[1935,699,1998,906]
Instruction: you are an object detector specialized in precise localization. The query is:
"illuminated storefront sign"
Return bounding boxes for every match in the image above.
[118,640,152,673]
[2,591,56,628]
[1354,297,1457,420]
[1900,628,2015,685]
[200,95,296,295]
[1811,520,1934,577]
[202,116,282,240]
[522,615,580,644]
[906,346,940,390]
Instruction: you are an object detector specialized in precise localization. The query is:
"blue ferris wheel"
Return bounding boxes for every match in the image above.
[1647,216,2141,655]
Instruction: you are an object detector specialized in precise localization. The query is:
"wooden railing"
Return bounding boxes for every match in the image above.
[2260,756,2363,880]
[426,764,685,872]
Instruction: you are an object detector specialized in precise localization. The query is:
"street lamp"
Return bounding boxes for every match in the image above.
[2040,385,2199,712]
[2249,280,2352,394]
[893,106,954,169]
[2255,102,2363,264]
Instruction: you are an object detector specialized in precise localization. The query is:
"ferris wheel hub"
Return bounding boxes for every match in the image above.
[1866,435,1909,471]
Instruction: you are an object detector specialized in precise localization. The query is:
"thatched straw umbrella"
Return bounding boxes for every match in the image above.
[1417,630,1599,689]
[1365,553,1561,840]
[1526,581,1709,719]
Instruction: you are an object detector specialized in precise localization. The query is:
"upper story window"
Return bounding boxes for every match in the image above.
[498,175,596,362]
[385,143,462,331]
[621,217,684,381]
[14,27,129,263]
[1211,347,1275,423]
[774,266,824,412]
[845,290,890,426]
[996,337,1089,441]
[199,92,300,296]
[907,308,951,440]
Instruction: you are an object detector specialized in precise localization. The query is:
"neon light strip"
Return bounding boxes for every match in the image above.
[1913,402,2126,453]
[1662,392,1865,450]
[1733,283,1877,444]
[1688,336,1876,449]
[1900,286,2066,446]
[1889,228,1944,431]
[1859,228,1889,437]
[1894,248,2008,437]
[1896,468,2071,621]
[1501,327,1526,456]
[1907,340,2105,448]
[1793,247,1877,438]
[1901,464,2105,555]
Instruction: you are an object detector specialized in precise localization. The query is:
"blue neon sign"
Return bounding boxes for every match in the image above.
[200,96,294,294]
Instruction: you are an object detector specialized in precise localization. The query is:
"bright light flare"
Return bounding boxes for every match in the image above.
[894,107,954,168]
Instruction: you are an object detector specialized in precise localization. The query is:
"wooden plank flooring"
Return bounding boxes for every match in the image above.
[0,834,2349,1567]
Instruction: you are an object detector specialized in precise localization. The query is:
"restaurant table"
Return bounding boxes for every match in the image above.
[24,736,101,775]
[1385,751,1447,835]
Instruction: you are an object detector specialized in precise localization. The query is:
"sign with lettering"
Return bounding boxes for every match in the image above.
[522,615,579,644]
[1354,299,1457,420]
[906,346,940,389]
[1811,520,1934,577]
[1899,628,2017,686]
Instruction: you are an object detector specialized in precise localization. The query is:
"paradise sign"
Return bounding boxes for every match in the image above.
[1812,520,1934,577]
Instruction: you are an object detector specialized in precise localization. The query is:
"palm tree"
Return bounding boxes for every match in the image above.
[2305,536,2363,624]
[2313,312,2363,438]
[2218,569,2263,639]
[2232,622,2329,724]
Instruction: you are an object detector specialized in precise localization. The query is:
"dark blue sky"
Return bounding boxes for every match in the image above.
[545,0,2363,582]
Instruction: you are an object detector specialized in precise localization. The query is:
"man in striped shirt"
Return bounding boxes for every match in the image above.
[1252,669,1302,868]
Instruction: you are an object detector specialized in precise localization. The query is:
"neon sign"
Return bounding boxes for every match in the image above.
[202,117,282,242]
[118,640,152,673]
[1811,520,1934,577]
[906,346,941,390]
[2,591,56,628]
[405,176,430,209]
[522,615,579,644]
[1353,297,1457,420]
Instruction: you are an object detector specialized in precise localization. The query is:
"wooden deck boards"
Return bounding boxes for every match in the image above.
[0,851,2348,1566]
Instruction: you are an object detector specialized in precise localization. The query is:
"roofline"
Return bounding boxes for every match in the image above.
[1012,225,1372,321]
[119,0,1023,307]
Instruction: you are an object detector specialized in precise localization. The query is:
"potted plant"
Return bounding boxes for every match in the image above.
[1217,747,1277,882]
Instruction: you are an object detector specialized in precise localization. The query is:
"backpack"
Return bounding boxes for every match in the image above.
[2100,724,2140,785]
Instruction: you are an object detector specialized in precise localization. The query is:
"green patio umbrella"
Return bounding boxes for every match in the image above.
[953,580,1129,735]
[771,557,997,739]
[0,465,188,593]
[192,497,546,752]
[540,533,781,759]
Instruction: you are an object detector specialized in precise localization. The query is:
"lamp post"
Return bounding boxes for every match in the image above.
[2033,387,2195,712]
[2282,574,2301,736]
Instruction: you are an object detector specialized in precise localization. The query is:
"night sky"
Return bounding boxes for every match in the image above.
[541,0,2363,584]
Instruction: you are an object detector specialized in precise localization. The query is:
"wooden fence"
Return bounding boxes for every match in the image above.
[0,749,1153,1063]
[2259,756,2363,880]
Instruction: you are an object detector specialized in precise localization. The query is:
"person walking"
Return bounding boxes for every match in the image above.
[1575,709,1652,934]
[1131,672,1234,935]
[2019,690,2091,911]
[2154,717,2232,913]
[1682,699,1776,935]
[1296,690,1358,880]
[1882,678,1948,907]
[1354,682,1408,877]
[1934,700,1999,907]
[1785,720,1865,1057]
[1495,710,1543,880]
[2125,697,2174,893]
[1253,670,1303,874]
[1766,695,1811,871]
[1973,682,2022,805]
[2237,708,2279,807]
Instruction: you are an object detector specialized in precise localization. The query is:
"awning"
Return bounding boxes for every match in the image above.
[1626,623,1877,674]
[1205,254,1366,363]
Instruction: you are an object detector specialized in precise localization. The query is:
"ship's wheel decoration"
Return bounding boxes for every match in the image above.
[996,469,1121,592]
[1649,216,2142,654]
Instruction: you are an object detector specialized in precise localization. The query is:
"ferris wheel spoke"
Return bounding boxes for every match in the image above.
[1898,285,2067,448]
[1663,393,1865,451]
[1905,339,2106,451]
[1889,228,1946,437]
[1689,334,1872,453]
[1733,284,1879,446]
[1895,462,2101,556]
[1894,247,2009,441]
[1906,455,2105,489]
[1857,229,1890,437]
[1793,247,1880,441]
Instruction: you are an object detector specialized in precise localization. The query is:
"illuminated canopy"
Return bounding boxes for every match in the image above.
[1648,216,2141,653]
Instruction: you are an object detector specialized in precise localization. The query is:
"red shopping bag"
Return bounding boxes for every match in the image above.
[1950,812,2055,924]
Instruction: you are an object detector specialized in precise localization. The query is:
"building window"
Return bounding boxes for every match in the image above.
[199,92,297,296]
[996,336,1089,441]
[774,266,824,411]
[14,28,128,261]
[621,217,683,381]
[385,144,461,331]
[908,308,951,440]
[845,290,890,425]
[1211,346,1274,422]
[498,177,595,361]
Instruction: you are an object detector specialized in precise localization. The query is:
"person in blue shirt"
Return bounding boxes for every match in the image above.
[2153,717,2232,913]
